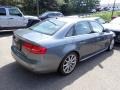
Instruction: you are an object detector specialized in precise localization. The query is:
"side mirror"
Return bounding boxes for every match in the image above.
[103,29,110,32]
[17,13,23,17]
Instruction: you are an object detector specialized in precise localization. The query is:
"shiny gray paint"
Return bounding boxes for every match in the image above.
[11,17,115,73]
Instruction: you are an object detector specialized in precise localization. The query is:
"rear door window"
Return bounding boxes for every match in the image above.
[74,21,92,35]
[0,8,6,16]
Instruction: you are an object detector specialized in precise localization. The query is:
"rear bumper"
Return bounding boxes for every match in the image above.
[11,46,58,73]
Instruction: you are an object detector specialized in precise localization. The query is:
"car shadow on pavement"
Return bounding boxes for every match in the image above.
[0,31,13,37]
[114,43,120,51]
[0,50,114,90]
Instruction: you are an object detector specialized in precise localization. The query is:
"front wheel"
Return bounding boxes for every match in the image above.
[108,39,115,51]
[59,52,78,75]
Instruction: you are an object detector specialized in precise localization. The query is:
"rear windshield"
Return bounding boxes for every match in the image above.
[29,19,65,35]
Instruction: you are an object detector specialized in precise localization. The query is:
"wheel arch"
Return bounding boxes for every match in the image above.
[58,50,80,70]
[57,50,80,75]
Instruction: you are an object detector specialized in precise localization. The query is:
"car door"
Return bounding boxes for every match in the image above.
[71,21,101,59]
[0,8,9,28]
[89,21,109,51]
[7,8,28,27]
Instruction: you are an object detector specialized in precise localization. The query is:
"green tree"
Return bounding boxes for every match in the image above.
[0,0,100,15]
[61,0,100,14]
[38,0,60,13]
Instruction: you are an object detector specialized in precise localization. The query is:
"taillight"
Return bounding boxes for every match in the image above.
[22,42,47,54]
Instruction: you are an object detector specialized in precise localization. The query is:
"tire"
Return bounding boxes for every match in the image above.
[108,39,115,51]
[59,52,78,75]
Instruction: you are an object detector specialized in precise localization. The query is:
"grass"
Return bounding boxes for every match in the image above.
[91,11,120,21]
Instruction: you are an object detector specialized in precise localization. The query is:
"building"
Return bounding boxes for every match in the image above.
[100,3,120,11]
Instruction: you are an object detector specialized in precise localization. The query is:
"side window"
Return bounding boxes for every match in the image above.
[90,21,103,33]
[56,13,62,16]
[0,8,6,16]
[9,8,22,16]
[56,13,60,16]
[66,26,74,37]
[48,13,54,17]
[74,21,91,35]
[54,13,59,16]
[96,18,105,24]
[49,13,59,17]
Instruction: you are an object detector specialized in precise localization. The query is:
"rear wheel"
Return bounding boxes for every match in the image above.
[59,52,78,75]
[108,39,115,51]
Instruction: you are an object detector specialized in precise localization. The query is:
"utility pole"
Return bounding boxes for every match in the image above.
[111,0,116,19]
[36,0,39,16]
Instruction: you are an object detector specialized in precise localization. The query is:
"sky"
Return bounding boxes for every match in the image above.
[100,0,120,4]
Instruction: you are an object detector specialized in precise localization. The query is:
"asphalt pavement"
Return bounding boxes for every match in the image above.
[0,32,120,90]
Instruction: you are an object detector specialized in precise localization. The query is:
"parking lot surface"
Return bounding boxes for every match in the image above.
[0,32,120,90]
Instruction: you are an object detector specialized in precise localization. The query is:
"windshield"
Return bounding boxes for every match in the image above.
[29,19,65,35]
[110,17,120,24]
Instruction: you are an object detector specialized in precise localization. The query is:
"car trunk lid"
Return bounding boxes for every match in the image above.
[13,29,51,60]
[14,28,51,43]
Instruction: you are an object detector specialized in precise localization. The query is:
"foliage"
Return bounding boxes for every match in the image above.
[61,0,100,14]
[91,11,120,21]
[39,0,60,12]
[0,0,100,15]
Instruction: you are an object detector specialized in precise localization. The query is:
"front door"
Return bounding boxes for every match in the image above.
[72,21,99,59]
[0,8,9,28]
[89,21,109,51]
[7,8,28,28]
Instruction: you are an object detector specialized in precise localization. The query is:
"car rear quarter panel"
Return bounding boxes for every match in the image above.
[44,39,78,70]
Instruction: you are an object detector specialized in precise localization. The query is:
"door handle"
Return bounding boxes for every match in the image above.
[97,38,101,40]
[8,18,14,19]
[80,41,86,44]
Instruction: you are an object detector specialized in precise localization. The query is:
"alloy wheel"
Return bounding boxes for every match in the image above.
[60,53,78,75]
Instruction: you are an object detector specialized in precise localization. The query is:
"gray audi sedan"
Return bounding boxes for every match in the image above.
[11,17,115,75]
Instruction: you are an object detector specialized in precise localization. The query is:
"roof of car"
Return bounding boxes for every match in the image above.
[45,11,61,14]
[87,17,101,20]
[55,17,96,24]
[66,15,100,19]
[0,5,16,8]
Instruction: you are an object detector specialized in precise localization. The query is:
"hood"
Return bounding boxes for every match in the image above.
[24,15,39,20]
[103,23,120,32]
